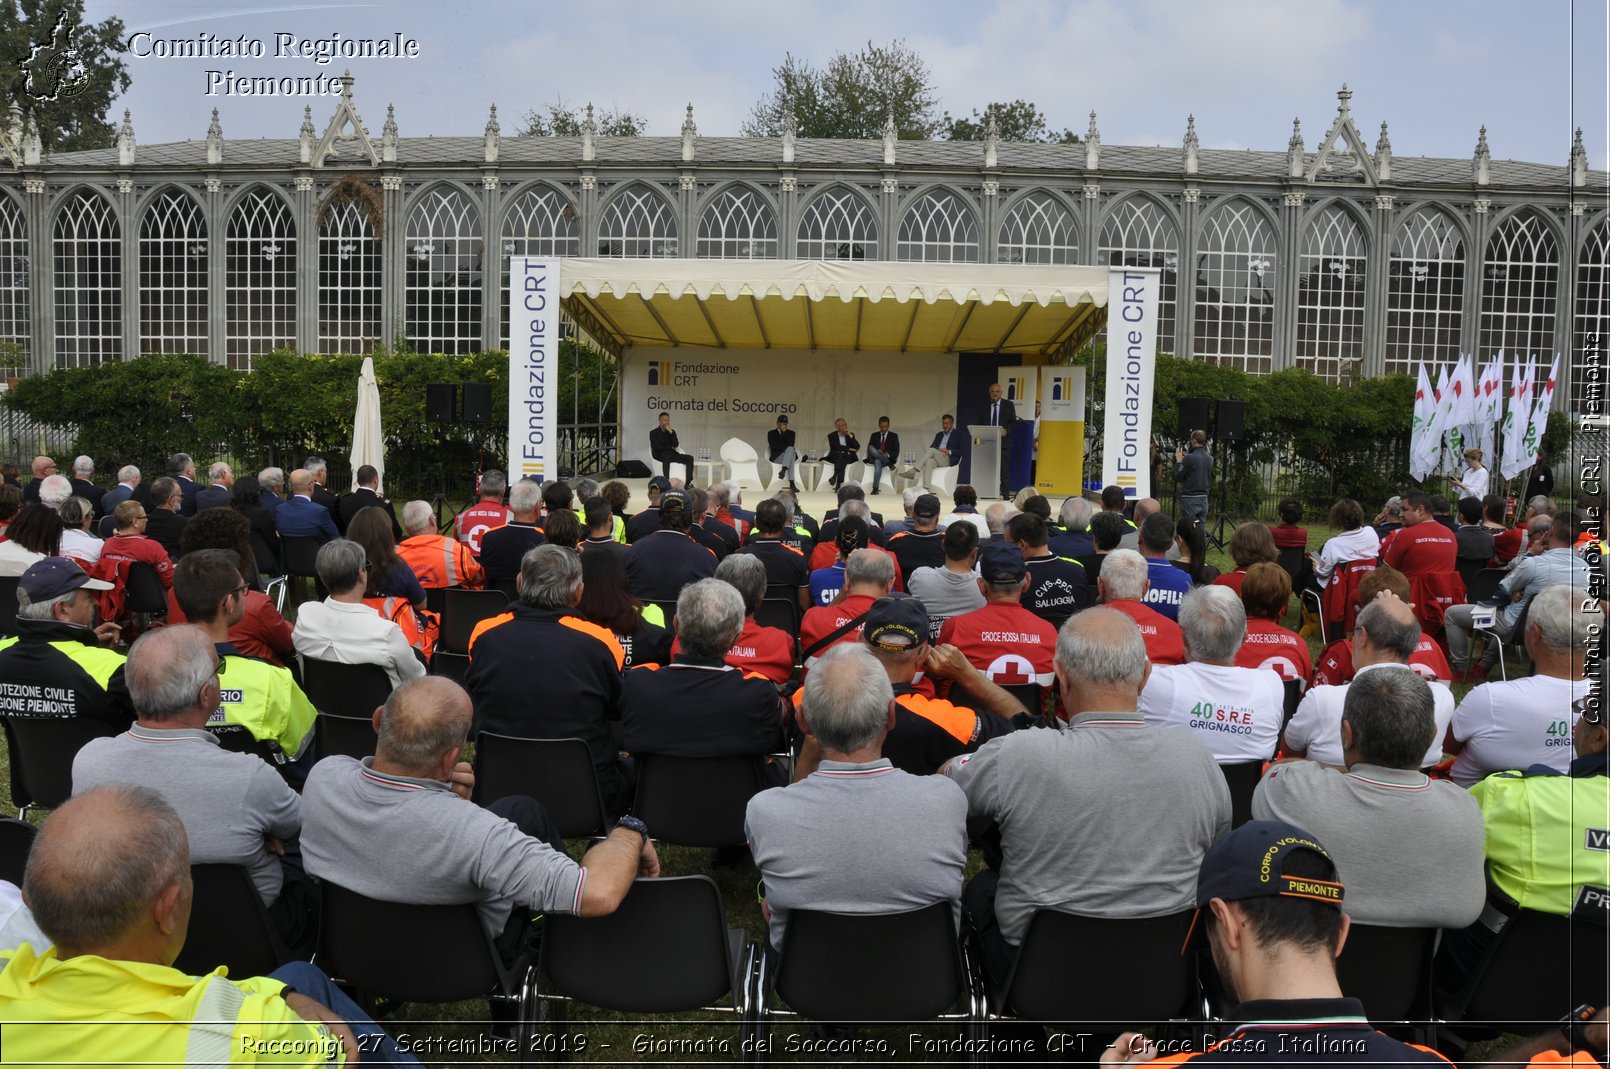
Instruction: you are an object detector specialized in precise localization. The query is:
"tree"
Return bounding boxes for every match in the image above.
[742,40,940,140]
[0,0,128,152]
[519,98,645,138]
[942,99,1080,144]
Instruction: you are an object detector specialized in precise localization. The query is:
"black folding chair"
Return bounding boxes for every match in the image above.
[757,902,982,1031]
[424,586,448,617]
[432,588,509,679]
[0,576,20,636]
[124,561,167,623]
[299,658,393,719]
[998,909,1201,1024]
[1464,568,1518,680]
[1276,545,1306,591]
[314,711,378,761]
[493,577,519,602]
[1336,923,1436,1028]
[1281,679,1303,730]
[2,715,117,818]
[1220,760,1265,829]
[754,598,801,637]
[317,881,537,1032]
[538,875,756,1032]
[630,754,773,847]
[174,863,290,979]
[0,817,37,885]
[1444,908,1608,1030]
[473,734,610,839]
[250,530,282,578]
[280,535,323,605]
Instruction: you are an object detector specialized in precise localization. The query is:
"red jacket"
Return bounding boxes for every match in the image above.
[672,616,795,685]
[1310,635,1451,688]
[1381,520,1456,577]
[101,533,175,589]
[1106,598,1185,666]
[166,589,295,667]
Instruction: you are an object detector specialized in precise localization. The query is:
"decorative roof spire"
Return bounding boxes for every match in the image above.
[781,104,796,164]
[581,102,596,162]
[1571,127,1588,187]
[882,110,897,165]
[1085,109,1100,171]
[983,106,999,169]
[205,107,222,165]
[116,108,134,166]
[483,103,498,164]
[1336,83,1352,116]
[1374,120,1391,181]
[1287,117,1304,178]
[680,102,696,162]
[299,105,315,163]
[381,103,398,163]
[1473,125,1490,186]
[1183,114,1199,175]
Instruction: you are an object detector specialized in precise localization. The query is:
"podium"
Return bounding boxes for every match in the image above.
[969,425,1004,499]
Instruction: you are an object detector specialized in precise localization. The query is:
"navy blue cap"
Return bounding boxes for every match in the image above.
[979,541,1027,583]
[647,475,672,492]
[863,596,929,652]
[18,557,113,603]
[1195,820,1343,908]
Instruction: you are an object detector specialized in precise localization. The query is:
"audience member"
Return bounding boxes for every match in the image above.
[1100,822,1449,1069]
[465,545,630,813]
[1049,496,1096,559]
[66,456,104,517]
[20,454,54,504]
[939,543,1059,698]
[799,548,894,666]
[454,469,511,557]
[396,499,484,590]
[301,676,659,956]
[540,507,581,551]
[906,521,986,624]
[1312,498,1380,588]
[747,643,967,954]
[1084,509,1128,586]
[1172,515,1218,586]
[1272,496,1308,549]
[577,546,673,669]
[167,506,294,665]
[348,506,427,612]
[1117,496,1159,552]
[808,515,870,606]
[229,473,278,567]
[257,466,286,515]
[886,493,946,577]
[101,500,174,589]
[173,550,317,771]
[336,464,400,538]
[1448,585,1593,786]
[273,469,339,546]
[141,476,188,561]
[1097,549,1185,666]
[56,497,100,567]
[0,785,417,1066]
[1381,490,1456,577]
[699,485,743,554]
[0,483,20,538]
[735,497,810,608]
[942,484,990,540]
[1136,512,1192,620]
[478,477,546,586]
[884,486,921,536]
[686,553,795,684]
[0,558,129,730]
[1489,494,1526,564]
[103,465,141,517]
[707,481,749,542]
[1008,512,1089,628]
[1309,565,1452,687]
[193,461,231,513]
[599,480,631,542]
[944,607,1230,989]
[983,501,1015,543]
[1373,493,1404,540]
[1445,513,1588,683]
[1253,666,1484,928]
[580,497,629,562]
[624,489,718,604]
[1454,495,1496,564]
[539,479,574,521]
[36,473,71,511]
[303,456,339,519]
[625,477,669,543]
[72,626,312,949]
[169,453,200,517]
[1138,585,1282,765]
[1213,523,1277,596]
[1232,562,1311,685]
[685,487,731,561]
[294,539,428,689]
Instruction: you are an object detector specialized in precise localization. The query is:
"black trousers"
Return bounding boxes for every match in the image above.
[655,451,694,479]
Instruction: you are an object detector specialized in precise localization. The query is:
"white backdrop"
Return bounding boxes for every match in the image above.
[621,348,960,471]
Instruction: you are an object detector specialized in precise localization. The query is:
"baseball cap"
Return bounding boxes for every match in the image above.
[979,541,1027,583]
[18,557,113,603]
[659,488,690,514]
[776,414,788,424]
[1194,820,1343,909]
[647,475,672,492]
[913,493,941,519]
[863,596,929,653]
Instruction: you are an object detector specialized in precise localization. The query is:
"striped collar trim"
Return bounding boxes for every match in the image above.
[815,759,896,777]
[127,725,219,746]
[1068,711,1146,729]
[358,759,448,793]
[1232,1016,1372,1032]
[1345,764,1431,790]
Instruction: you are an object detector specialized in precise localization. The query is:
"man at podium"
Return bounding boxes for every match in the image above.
[980,383,1017,498]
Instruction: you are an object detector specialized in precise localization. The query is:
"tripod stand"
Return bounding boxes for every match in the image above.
[1205,445,1236,553]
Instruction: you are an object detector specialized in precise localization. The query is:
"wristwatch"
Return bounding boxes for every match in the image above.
[615,815,649,847]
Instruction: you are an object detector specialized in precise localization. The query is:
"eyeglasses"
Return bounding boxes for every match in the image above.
[227,583,248,599]
[213,658,227,677]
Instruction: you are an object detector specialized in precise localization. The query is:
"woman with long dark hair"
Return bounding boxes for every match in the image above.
[1171,517,1217,586]
[230,473,279,573]
[347,506,426,610]
[576,548,672,668]
[0,504,63,575]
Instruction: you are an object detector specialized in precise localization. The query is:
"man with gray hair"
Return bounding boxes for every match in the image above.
[196,461,233,512]
[1283,594,1455,769]
[293,539,428,688]
[622,577,787,776]
[1449,584,1595,784]
[703,481,744,549]
[983,500,1015,541]
[479,477,545,585]
[67,455,105,519]
[257,466,286,517]
[101,464,140,517]
[745,642,968,954]
[0,784,419,1065]
[1049,495,1096,559]
[169,452,199,517]
[397,499,484,590]
[1254,665,1486,929]
[302,455,339,520]
[0,557,129,731]
[694,552,794,684]
[1138,585,1284,764]
[465,544,630,812]
[454,468,512,558]
[884,486,922,536]
[72,625,312,949]
[799,547,895,666]
[943,606,1231,988]
[37,473,71,510]
[1097,548,1185,666]
[1447,514,1589,682]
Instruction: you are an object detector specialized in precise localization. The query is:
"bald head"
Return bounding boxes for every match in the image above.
[287,469,314,496]
[25,785,189,960]
[375,676,473,774]
[1354,594,1420,663]
[1133,498,1160,523]
[125,624,218,724]
[1055,606,1151,710]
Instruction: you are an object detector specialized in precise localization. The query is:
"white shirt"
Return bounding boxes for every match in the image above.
[1314,526,1381,584]
[292,598,427,689]
[942,510,990,541]
[1455,465,1490,501]
[1138,661,1284,764]
[0,541,45,577]
[0,880,46,954]
[58,528,102,566]
[1283,662,1456,769]
[1449,673,1590,786]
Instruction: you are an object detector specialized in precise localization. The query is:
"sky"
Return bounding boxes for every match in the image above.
[88,0,1609,170]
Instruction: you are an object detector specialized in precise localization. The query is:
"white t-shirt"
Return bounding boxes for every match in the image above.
[1314,526,1381,584]
[0,881,47,954]
[1138,661,1284,764]
[59,528,103,566]
[1282,662,1456,769]
[1455,465,1490,501]
[1449,674,1590,786]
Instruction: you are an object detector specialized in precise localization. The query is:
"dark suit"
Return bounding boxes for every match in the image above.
[649,425,693,480]
[980,397,1019,496]
[260,491,283,518]
[864,430,900,493]
[311,484,339,522]
[21,477,41,504]
[102,483,135,516]
[195,484,232,512]
[275,494,341,544]
[767,426,799,485]
[337,486,401,538]
[917,428,966,489]
[69,478,106,518]
[176,476,200,517]
[146,508,188,561]
[824,431,859,487]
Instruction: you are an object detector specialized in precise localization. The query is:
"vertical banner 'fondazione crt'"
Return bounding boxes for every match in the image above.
[509,257,559,483]
[1100,267,1161,500]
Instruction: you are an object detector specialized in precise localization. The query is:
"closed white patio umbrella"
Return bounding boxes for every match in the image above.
[349,356,385,491]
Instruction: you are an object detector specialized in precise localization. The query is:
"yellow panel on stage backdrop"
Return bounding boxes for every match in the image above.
[1036,366,1086,496]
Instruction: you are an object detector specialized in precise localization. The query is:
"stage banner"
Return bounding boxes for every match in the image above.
[1100,267,1161,500]
[1036,366,1085,496]
[509,257,560,483]
[999,366,1038,492]
[620,348,959,476]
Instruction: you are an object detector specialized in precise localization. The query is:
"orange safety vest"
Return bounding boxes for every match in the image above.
[364,596,440,661]
[397,534,484,590]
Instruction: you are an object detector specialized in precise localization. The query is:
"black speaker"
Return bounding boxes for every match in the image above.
[1215,400,1246,441]
[425,383,457,423]
[616,460,652,478]
[1179,397,1212,439]
[462,382,492,424]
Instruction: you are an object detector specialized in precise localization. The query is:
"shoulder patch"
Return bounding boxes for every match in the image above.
[559,615,628,669]
[467,612,514,655]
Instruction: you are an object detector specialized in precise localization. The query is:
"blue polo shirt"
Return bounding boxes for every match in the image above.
[1141,557,1193,621]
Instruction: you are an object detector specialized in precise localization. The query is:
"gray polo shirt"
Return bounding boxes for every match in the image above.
[300,755,585,937]
[1498,548,1590,628]
[906,566,986,621]
[944,710,1229,945]
[746,758,967,952]
[72,725,301,904]
[1251,760,1486,929]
